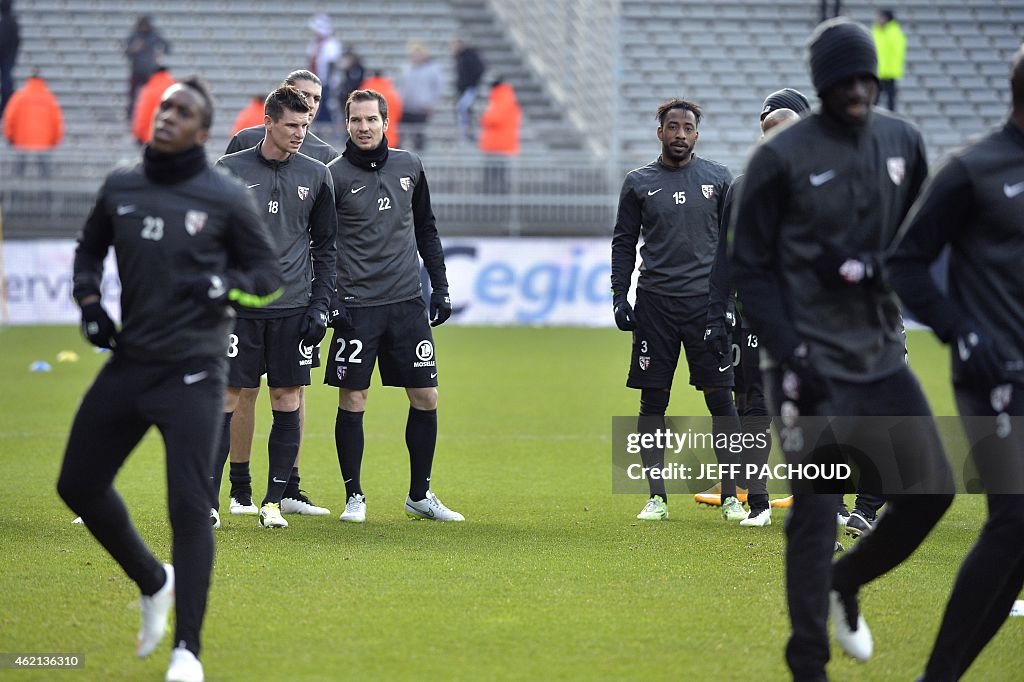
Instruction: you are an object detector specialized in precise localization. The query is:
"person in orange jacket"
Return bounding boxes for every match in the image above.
[132,66,174,144]
[230,93,265,136]
[3,70,63,177]
[359,71,402,147]
[478,78,520,194]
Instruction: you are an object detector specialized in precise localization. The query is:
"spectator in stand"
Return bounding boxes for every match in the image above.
[479,78,520,195]
[4,69,63,178]
[361,70,403,148]
[399,42,443,151]
[819,1,842,22]
[451,39,486,144]
[307,13,341,128]
[124,15,170,123]
[0,0,20,117]
[337,49,365,124]
[133,67,175,145]
[872,8,907,111]
[231,94,266,136]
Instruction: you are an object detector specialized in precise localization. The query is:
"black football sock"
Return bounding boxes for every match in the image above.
[263,409,300,506]
[229,462,251,497]
[283,466,301,499]
[748,494,770,513]
[704,389,741,503]
[336,408,365,499]
[743,414,772,499]
[407,407,437,501]
[210,412,233,511]
[639,389,670,503]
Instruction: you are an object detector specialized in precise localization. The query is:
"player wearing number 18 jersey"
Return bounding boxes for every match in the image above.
[214,85,337,529]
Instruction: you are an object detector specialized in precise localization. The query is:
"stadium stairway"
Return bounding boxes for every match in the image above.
[616,0,1022,173]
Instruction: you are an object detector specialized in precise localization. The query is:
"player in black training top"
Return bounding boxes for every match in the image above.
[326,89,462,522]
[57,78,282,682]
[701,90,810,526]
[214,85,337,530]
[226,69,338,164]
[610,98,743,523]
[729,19,953,680]
[889,45,1024,682]
[222,69,340,517]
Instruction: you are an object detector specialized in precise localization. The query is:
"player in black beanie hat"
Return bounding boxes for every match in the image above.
[760,87,810,121]
[808,17,879,95]
[730,16,952,682]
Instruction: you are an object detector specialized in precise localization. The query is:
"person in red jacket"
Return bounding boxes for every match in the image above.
[360,71,402,147]
[132,66,174,144]
[3,70,63,177]
[478,78,520,194]
[230,93,265,136]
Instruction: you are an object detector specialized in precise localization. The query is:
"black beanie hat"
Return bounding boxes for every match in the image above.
[760,88,811,120]
[807,17,878,95]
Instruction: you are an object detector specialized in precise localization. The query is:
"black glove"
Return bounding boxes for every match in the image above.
[429,291,452,327]
[613,294,636,332]
[725,308,737,329]
[80,301,118,349]
[327,292,354,331]
[955,324,1006,390]
[704,319,731,363]
[813,243,882,289]
[178,273,230,308]
[299,305,329,347]
[780,344,831,412]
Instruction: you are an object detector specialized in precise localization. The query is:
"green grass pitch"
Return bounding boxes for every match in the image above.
[0,325,1018,680]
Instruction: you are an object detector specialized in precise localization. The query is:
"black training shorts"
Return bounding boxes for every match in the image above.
[227,314,316,388]
[324,298,439,390]
[627,289,734,390]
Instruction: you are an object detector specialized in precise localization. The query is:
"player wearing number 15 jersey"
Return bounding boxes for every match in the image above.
[325,89,462,523]
[610,98,743,523]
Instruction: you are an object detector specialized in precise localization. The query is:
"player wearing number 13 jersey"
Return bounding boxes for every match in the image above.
[610,98,743,522]
[324,89,463,523]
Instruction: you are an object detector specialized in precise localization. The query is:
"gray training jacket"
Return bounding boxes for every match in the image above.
[327,148,448,307]
[216,144,337,316]
[611,156,733,300]
[730,108,928,382]
[73,161,282,361]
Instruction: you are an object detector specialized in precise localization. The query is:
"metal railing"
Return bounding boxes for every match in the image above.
[0,149,622,239]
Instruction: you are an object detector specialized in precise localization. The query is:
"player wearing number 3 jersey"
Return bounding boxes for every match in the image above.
[610,98,742,522]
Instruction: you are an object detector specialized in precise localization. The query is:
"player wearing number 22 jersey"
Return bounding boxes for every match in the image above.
[324,89,462,524]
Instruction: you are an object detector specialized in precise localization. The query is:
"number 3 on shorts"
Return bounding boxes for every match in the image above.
[334,337,364,363]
